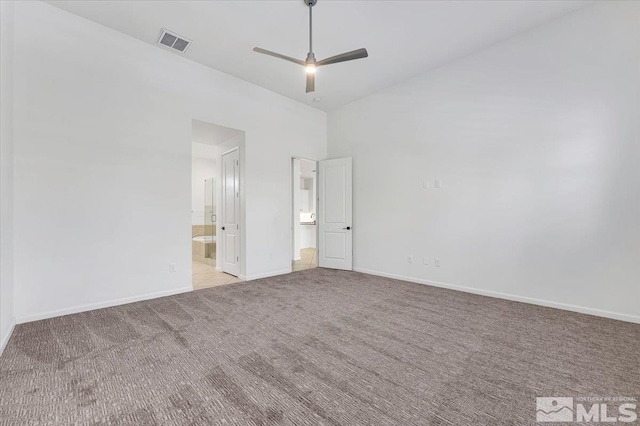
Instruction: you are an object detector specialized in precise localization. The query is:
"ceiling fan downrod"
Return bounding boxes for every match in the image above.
[305,0,316,66]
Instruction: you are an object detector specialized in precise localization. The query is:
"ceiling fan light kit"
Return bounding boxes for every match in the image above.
[253,0,368,93]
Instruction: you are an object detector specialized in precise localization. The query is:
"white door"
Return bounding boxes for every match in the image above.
[222,149,240,276]
[318,157,352,270]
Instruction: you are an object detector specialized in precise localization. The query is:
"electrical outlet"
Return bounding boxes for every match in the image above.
[434,258,441,267]
[423,180,430,189]
[423,257,429,265]
[408,255,413,264]
[435,179,442,189]
[169,263,177,272]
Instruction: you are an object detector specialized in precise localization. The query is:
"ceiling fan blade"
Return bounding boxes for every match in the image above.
[253,47,305,66]
[316,48,368,67]
[306,72,315,93]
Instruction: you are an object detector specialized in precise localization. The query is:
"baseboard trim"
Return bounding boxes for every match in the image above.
[16,286,193,324]
[354,267,640,325]
[0,318,16,356]
[245,269,291,281]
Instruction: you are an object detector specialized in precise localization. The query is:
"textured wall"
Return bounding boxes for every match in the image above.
[13,1,326,322]
[328,2,640,322]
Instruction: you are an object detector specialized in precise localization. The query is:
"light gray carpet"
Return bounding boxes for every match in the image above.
[1,268,638,425]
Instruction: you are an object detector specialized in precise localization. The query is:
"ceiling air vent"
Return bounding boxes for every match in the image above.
[157,29,192,53]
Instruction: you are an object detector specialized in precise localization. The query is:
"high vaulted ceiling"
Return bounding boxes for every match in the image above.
[46,0,589,111]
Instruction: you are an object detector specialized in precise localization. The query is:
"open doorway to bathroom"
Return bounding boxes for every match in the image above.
[192,119,245,289]
[291,158,318,272]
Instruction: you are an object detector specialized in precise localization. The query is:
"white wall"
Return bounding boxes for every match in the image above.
[192,143,218,226]
[328,2,640,323]
[13,1,326,322]
[0,0,16,353]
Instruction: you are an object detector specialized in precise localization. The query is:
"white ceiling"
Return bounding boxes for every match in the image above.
[46,0,590,111]
[192,119,243,146]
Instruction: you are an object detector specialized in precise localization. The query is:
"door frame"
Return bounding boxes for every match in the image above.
[289,156,319,273]
[219,146,244,278]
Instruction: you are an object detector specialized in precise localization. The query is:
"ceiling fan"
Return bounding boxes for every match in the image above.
[253,0,368,93]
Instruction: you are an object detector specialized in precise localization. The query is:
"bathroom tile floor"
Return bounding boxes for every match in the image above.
[193,248,316,289]
[192,261,243,290]
[293,248,317,271]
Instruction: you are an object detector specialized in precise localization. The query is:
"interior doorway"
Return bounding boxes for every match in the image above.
[291,157,318,272]
[191,119,245,289]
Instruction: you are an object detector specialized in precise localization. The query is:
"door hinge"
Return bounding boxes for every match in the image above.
[237,256,239,261]
[236,224,239,230]
[236,160,239,166]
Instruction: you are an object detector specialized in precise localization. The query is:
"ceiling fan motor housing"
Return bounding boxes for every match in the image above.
[305,52,316,64]
[253,0,367,93]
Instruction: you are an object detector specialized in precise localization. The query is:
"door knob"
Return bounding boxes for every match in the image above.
[343,226,351,230]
